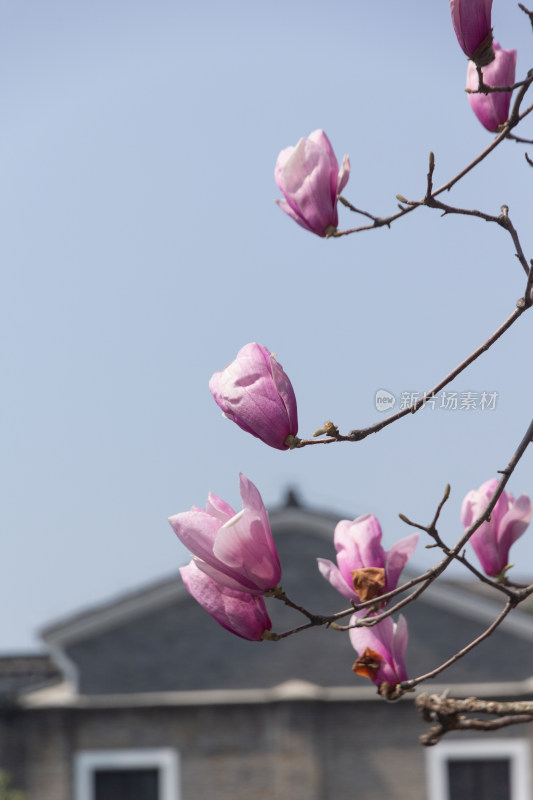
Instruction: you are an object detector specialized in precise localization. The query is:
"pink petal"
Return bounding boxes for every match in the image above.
[391,614,409,682]
[205,492,236,523]
[467,44,516,132]
[194,556,261,594]
[238,472,275,548]
[168,509,221,563]
[349,616,397,684]
[180,560,271,641]
[210,343,297,450]
[335,515,385,590]
[213,510,280,592]
[317,558,356,600]
[282,137,338,234]
[308,129,339,171]
[211,474,281,592]
[270,353,298,439]
[274,198,317,234]
[275,142,317,227]
[336,154,351,196]
[470,526,501,576]
[497,494,531,560]
[450,0,492,57]
[274,145,296,193]
[350,615,408,685]
[385,533,419,592]
[350,514,386,567]
[307,129,339,204]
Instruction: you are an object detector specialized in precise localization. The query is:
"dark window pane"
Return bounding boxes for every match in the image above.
[94,768,159,800]
[447,758,510,800]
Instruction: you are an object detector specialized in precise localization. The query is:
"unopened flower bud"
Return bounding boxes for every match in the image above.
[210,343,298,450]
[275,130,350,237]
[466,43,517,132]
[450,0,494,67]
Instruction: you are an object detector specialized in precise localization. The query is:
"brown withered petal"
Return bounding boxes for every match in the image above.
[351,567,386,601]
[352,646,382,680]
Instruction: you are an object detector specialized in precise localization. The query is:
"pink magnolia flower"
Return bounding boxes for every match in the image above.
[350,614,408,688]
[461,478,531,577]
[467,42,517,132]
[450,0,494,65]
[317,514,418,604]
[169,473,281,595]
[209,343,298,451]
[180,560,272,641]
[275,129,350,237]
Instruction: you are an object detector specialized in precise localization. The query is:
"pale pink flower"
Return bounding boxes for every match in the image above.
[210,343,298,451]
[180,560,272,641]
[461,478,531,576]
[350,614,409,687]
[275,129,350,237]
[169,474,281,595]
[450,0,493,65]
[467,42,516,132]
[317,514,418,603]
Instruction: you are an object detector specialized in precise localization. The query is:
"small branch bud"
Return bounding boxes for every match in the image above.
[261,630,280,641]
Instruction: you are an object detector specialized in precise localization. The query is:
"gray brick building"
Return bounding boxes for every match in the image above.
[2,497,533,799]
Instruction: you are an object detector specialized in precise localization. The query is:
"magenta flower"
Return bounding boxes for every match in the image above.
[169,473,281,595]
[317,514,418,604]
[461,478,531,577]
[350,615,408,688]
[180,560,272,641]
[467,42,517,132]
[275,129,350,237]
[450,0,494,65]
[209,343,298,451]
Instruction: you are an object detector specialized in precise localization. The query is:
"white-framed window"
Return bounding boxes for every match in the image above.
[426,738,530,800]
[74,748,180,800]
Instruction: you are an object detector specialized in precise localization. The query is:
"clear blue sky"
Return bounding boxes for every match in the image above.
[2,0,532,650]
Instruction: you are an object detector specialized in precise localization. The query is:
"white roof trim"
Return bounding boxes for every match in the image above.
[19,676,533,710]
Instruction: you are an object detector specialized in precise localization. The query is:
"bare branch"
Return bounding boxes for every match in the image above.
[273,418,533,642]
[416,692,533,745]
[333,91,533,239]
[296,305,527,448]
[401,598,516,691]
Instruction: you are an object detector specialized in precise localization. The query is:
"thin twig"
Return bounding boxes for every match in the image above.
[399,486,516,598]
[333,95,533,238]
[519,3,533,31]
[414,164,530,276]
[524,260,533,304]
[401,598,516,690]
[338,195,380,223]
[296,304,526,448]
[272,418,533,640]
[467,70,533,95]
[507,132,533,144]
